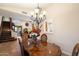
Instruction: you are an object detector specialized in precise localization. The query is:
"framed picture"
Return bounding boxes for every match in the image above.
[44,20,54,33]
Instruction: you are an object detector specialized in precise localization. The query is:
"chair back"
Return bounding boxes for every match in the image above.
[72,43,79,56]
[22,32,28,47]
[18,38,24,56]
[41,34,47,43]
[21,32,30,56]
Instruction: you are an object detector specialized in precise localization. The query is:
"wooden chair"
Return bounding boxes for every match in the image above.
[22,32,28,47]
[41,34,47,42]
[40,34,47,46]
[18,38,24,56]
[72,43,79,56]
[21,32,30,56]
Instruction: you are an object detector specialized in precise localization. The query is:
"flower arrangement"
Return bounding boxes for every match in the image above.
[29,32,38,46]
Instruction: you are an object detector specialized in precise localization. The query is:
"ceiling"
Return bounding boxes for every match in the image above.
[0,3,51,21]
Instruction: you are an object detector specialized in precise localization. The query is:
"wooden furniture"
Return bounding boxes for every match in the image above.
[22,32,61,56]
[22,32,29,47]
[21,32,30,56]
[21,31,61,56]
[0,26,1,36]
[72,43,79,56]
[40,34,48,46]
[1,16,12,38]
[18,38,24,56]
[23,40,62,56]
[0,16,16,42]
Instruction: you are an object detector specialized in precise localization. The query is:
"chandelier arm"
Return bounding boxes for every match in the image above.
[29,4,46,29]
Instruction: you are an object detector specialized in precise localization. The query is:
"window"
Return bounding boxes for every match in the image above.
[13,25,22,36]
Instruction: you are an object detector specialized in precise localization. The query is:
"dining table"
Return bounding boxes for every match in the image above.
[23,39,62,56]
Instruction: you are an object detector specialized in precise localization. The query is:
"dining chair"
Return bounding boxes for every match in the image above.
[41,34,47,43]
[18,38,24,56]
[22,32,28,47]
[72,43,79,56]
[21,32,30,56]
[40,34,47,46]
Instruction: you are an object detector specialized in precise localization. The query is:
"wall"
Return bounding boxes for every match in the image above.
[10,4,79,55]
[46,3,79,55]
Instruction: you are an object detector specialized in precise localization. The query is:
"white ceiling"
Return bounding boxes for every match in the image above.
[0,3,49,9]
[0,3,51,21]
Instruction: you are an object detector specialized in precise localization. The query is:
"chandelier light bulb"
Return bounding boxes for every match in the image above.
[42,10,46,15]
[34,8,39,14]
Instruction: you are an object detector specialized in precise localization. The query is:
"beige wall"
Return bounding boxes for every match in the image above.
[46,3,79,55]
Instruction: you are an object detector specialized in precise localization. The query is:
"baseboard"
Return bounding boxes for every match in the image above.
[62,50,71,56]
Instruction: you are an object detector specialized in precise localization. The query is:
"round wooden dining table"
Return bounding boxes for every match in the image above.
[23,41,62,56]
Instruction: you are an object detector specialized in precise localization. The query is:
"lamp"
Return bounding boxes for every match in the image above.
[30,4,46,28]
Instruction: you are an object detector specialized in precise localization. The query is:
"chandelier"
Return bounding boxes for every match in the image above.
[30,5,46,27]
